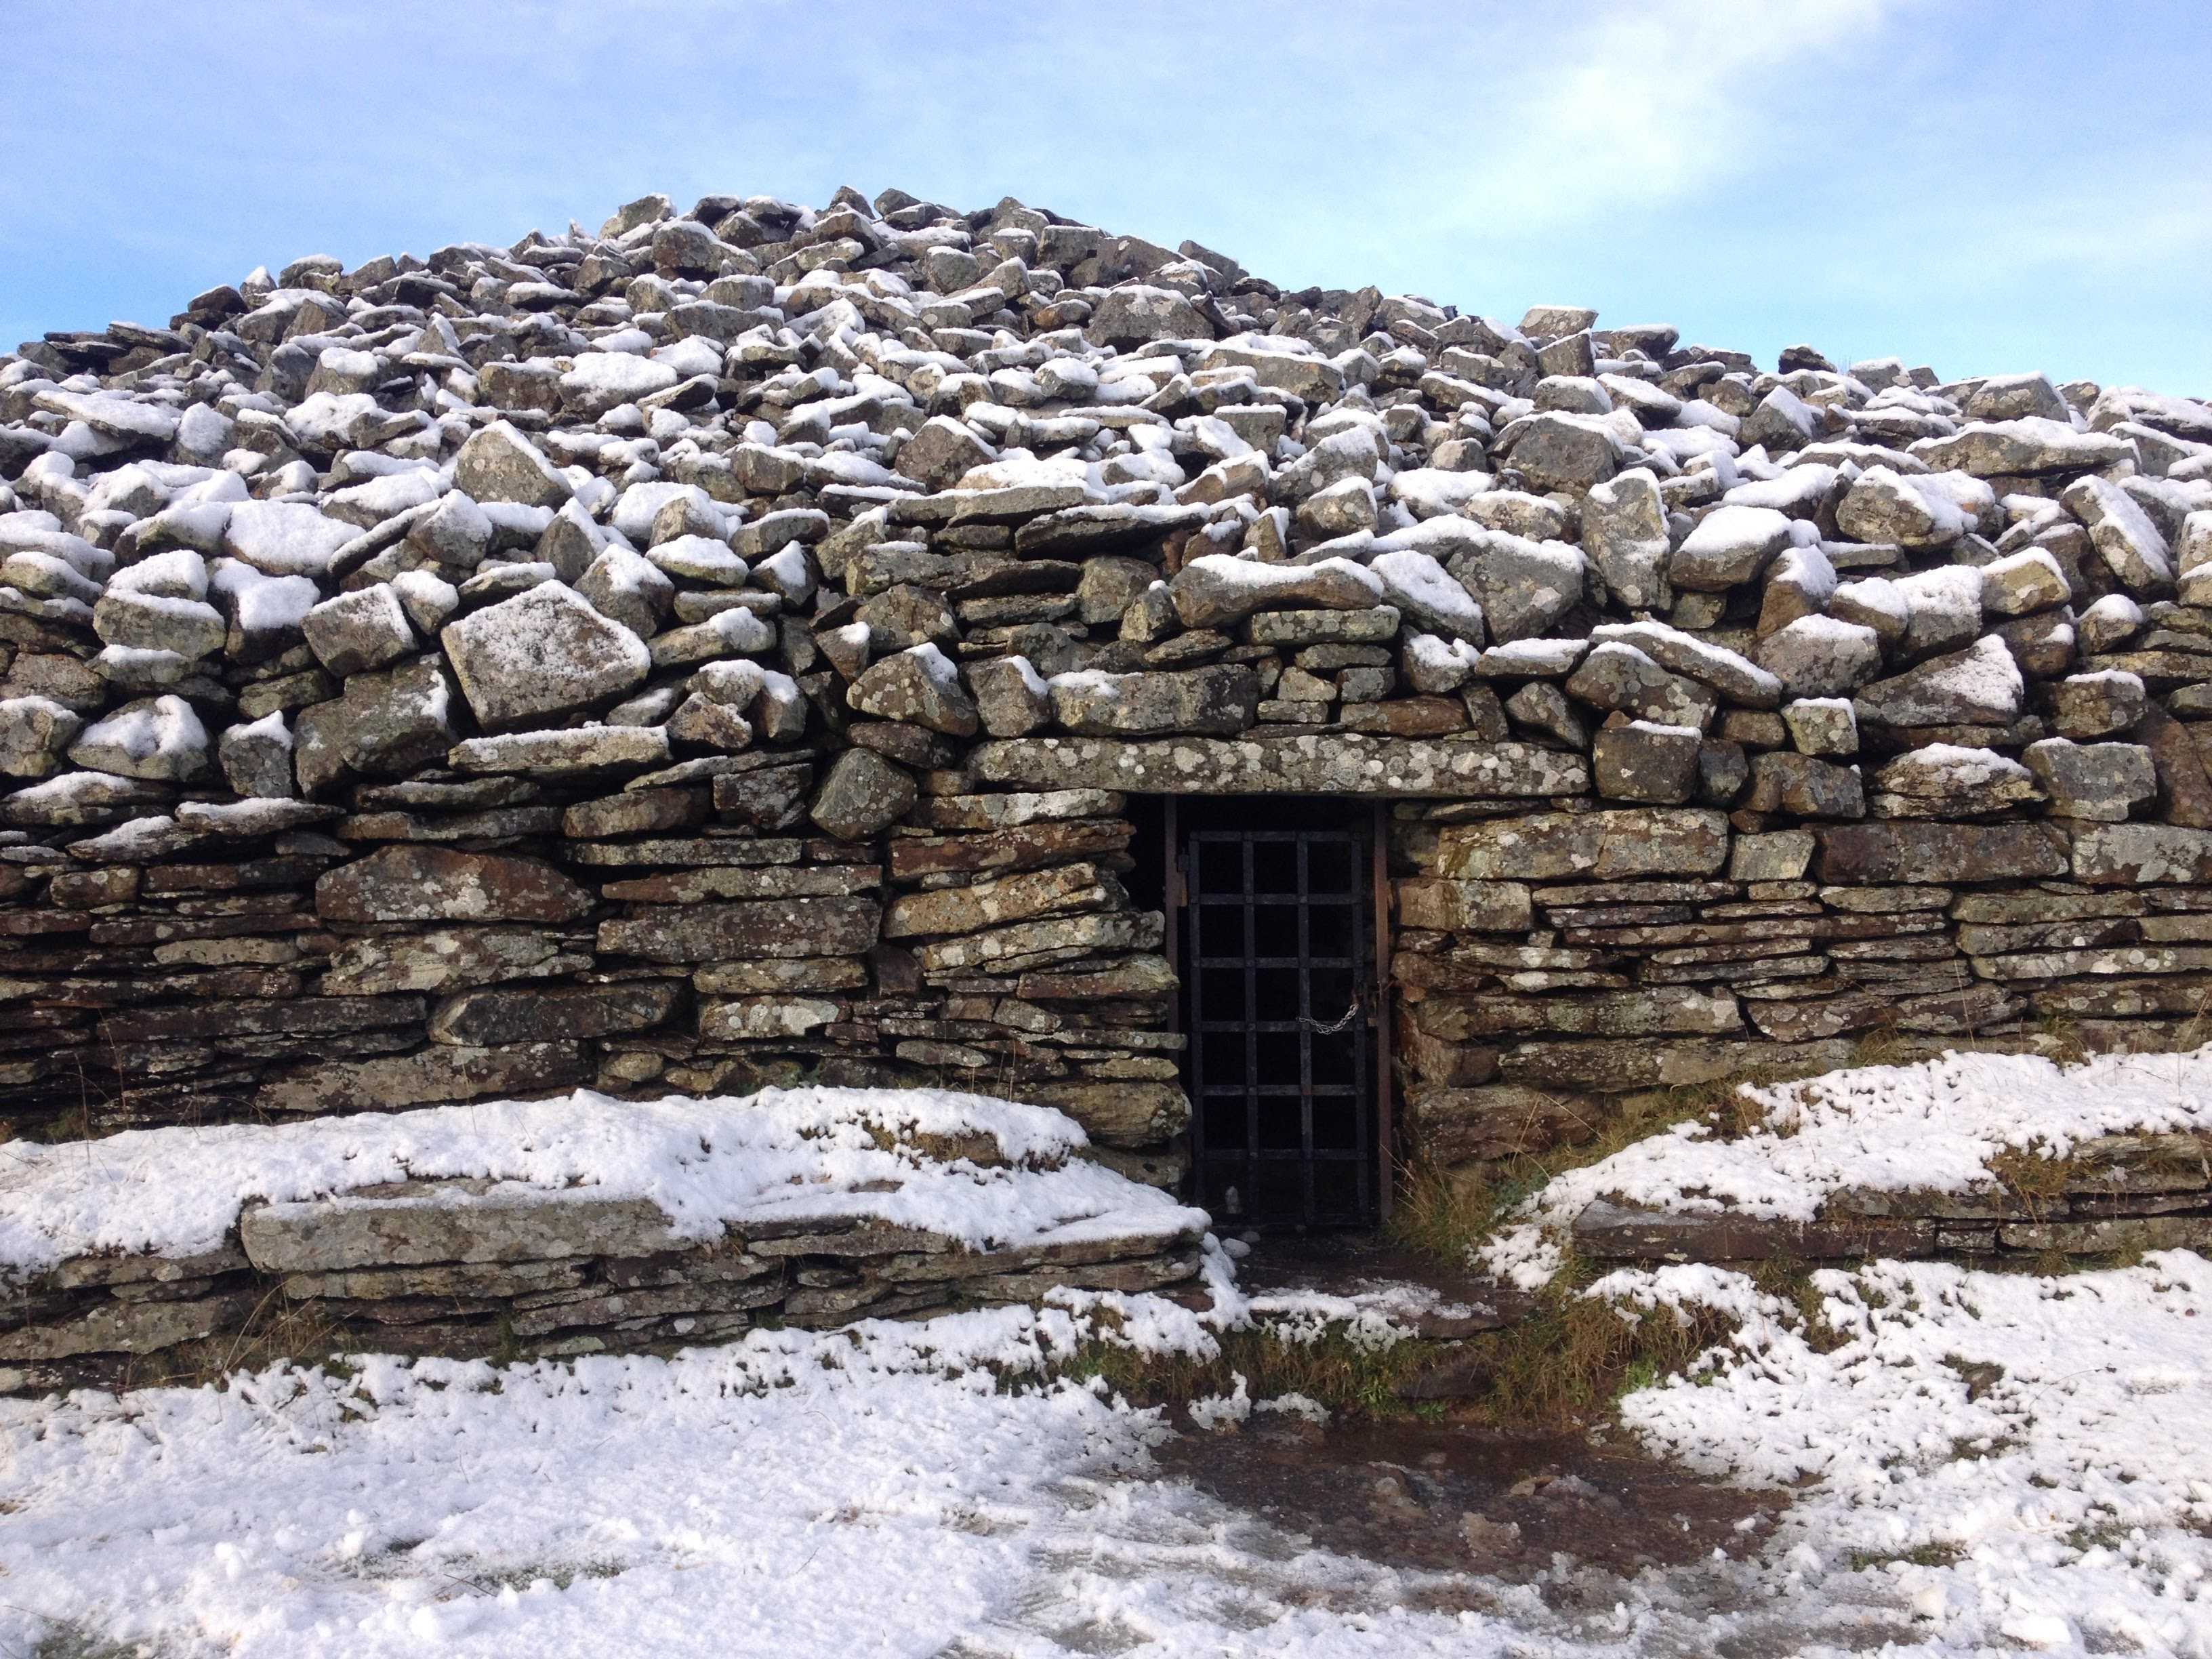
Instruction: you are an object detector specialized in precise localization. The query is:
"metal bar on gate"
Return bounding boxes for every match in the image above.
[1163,797,1179,1038]
[1241,834,1260,1217]
[1296,832,1315,1228]
[1372,803,1393,1228]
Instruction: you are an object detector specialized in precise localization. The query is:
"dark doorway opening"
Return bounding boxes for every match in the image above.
[1172,798,1380,1230]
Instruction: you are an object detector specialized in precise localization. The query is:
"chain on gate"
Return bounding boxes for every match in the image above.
[1296,997,1363,1035]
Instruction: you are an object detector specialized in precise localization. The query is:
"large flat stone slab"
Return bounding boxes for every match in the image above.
[596,895,882,962]
[253,1042,588,1115]
[241,1188,684,1271]
[316,845,594,924]
[1815,821,2069,884]
[1574,1200,1936,1261]
[970,734,1586,797]
[1433,808,1729,880]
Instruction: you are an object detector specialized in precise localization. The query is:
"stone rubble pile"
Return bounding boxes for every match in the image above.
[3,185,2212,1199]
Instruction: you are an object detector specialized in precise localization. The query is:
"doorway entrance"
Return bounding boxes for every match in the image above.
[1171,799,1384,1230]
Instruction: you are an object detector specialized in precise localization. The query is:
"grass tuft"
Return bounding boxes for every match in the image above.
[1387,1069,1805,1269]
[1054,1319,1437,1422]
[1845,1541,1965,1572]
[1038,1252,1826,1431]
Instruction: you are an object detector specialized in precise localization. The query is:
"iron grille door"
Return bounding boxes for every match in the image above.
[1185,822,1374,1229]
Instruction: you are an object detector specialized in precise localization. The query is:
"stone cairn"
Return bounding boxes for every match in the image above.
[4,184,2212,1263]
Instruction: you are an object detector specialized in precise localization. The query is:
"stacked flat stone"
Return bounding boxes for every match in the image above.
[1573,1130,2212,1263]
[2,1156,1204,1396]
[2,187,2211,1192]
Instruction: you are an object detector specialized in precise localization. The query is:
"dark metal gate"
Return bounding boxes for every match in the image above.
[1177,813,1378,1229]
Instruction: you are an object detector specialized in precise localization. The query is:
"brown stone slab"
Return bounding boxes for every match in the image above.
[251,1041,586,1115]
[1814,821,2068,884]
[316,846,593,924]
[887,819,1131,881]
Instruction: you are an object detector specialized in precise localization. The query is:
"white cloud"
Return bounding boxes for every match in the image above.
[1441,0,1906,230]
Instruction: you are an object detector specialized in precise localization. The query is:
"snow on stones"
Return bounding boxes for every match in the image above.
[848,641,979,736]
[1835,464,1975,547]
[0,1083,1202,1291]
[1871,742,2043,817]
[453,418,573,508]
[1437,526,1586,642]
[285,390,384,451]
[2063,474,2174,594]
[1912,414,2135,476]
[577,542,674,636]
[1483,1044,2212,1290]
[1166,552,1382,628]
[29,388,182,444]
[1591,619,1782,708]
[218,498,359,577]
[210,558,319,660]
[440,580,650,726]
[216,708,293,797]
[1856,634,2025,726]
[560,350,681,416]
[1368,548,1484,644]
[1670,504,1797,590]
[301,583,415,676]
[65,695,209,781]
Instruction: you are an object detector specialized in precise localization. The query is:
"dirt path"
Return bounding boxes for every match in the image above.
[1153,1413,1782,1585]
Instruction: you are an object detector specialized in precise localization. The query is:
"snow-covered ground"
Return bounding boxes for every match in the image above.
[1,1279,1551,1659]
[1614,1252,2212,1656]
[8,1255,2209,1656]
[6,1050,2211,1656]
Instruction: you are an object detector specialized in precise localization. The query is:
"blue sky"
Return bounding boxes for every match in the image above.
[3,0,2207,391]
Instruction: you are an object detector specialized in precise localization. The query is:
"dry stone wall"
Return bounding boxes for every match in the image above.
[1569,1126,2212,1273]
[0,1086,1211,1395]
[5,186,2212,1199]
[5,1180,1205,1396]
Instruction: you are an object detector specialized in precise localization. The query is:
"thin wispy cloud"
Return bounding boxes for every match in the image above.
[1456,0,1904,229]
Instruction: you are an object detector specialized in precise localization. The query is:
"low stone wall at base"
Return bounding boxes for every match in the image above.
[1,1181,1204,1396]
[1571,1130,2212,1265]
[0,1085,1210,1397]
